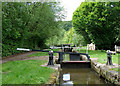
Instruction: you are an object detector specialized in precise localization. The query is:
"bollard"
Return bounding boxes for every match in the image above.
[47,50,54,66]
[106,50,115,65]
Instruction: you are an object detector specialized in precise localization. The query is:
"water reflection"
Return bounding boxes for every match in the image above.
[60,68,106,85]
[62,81,73,86]
[62,73,73,86]
[63,74,70,81]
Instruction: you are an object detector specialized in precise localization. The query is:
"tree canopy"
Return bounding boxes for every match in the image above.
[60,21,72,31]
[73,2,120,50]
[62,28,84,46]
[2,2,64,56]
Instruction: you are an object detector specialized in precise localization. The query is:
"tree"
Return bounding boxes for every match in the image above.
[2,2,64,56]
[62,28,84,46]
[60,21,72,31]
[73,2,120,50]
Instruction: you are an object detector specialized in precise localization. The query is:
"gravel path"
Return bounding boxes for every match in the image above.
[2,51,53,63]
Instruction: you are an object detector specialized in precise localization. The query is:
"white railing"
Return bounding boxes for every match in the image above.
[17,48,31,51]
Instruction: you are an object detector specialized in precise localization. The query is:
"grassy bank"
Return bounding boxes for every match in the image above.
[0,64,2,86]
[110,68,120,73]
[27,49,60,57]
[63,49,118,64]
[2,60,54,84]
[77,49,119,64]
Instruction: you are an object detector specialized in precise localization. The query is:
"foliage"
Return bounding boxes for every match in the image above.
[2,2,63,57]
[62,28,85,46]
[45,27,66,46]
[73,2,120,50]
[60,21,72,31]
[2,60,54,84]
[45,21,73,46]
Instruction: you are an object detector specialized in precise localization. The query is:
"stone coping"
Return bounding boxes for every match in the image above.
[91,58,120,85]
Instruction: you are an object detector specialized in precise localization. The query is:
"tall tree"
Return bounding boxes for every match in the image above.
[61,21,72,31]
[2,2,63,56]
[73,2,120,50]
[62,28,84,46]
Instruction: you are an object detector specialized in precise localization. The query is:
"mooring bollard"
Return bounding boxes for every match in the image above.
[47,50,54,66]
[106,50,115,65]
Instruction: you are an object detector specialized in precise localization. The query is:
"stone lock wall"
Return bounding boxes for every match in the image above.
[91,60,120,85]
[81,55,120,85]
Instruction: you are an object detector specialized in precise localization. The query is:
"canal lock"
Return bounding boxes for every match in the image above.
[53,53,116,86]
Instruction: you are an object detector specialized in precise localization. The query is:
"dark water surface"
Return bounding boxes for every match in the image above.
[59,68,106,85]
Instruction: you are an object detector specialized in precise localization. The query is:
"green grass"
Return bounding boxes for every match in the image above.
[27,49,60,57]
[110,68,120,74]
[77,49,119,64]
[2,60,54,84]
[48,49,60,51]
[27,52,49,57]
[0,64,2,85]
[63,54,70,61]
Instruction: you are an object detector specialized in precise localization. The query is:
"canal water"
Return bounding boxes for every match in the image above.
[59,68,107,85]
[58,53,113,85]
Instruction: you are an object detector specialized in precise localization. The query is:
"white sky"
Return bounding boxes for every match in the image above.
[60,0,85,21]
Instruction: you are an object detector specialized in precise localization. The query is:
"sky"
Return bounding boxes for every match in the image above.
[60,0,85,21]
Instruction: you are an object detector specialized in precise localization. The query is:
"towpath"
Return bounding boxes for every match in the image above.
[2,51,50,63]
